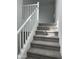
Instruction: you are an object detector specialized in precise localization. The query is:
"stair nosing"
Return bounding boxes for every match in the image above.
[34,35,59,38]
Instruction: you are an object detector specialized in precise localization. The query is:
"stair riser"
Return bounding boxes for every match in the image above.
[31,44,60,51]
[39,23,56,26]
[27,53,59,59]
[34,37,59,42]
[37,27,49,30]
[37,27,57,30]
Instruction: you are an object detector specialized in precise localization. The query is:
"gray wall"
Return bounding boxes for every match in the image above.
[23,0,56,23]
[39,4,55,23]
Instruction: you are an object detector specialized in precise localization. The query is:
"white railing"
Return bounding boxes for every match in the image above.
[17,2,39,59]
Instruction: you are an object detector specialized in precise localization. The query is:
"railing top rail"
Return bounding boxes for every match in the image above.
[24,2,39,6]
[24,4,38,6]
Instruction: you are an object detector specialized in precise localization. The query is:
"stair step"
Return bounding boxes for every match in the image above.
[26,57,36,59]
[37,26,57,30]
[36,29,58,32]
[27,48,61,59]
[27,54,59,59]
[34,35,59,42]
[31,40,60,51]
[36,30,48,35]
[36,30,58,36]
[39,23,56,26]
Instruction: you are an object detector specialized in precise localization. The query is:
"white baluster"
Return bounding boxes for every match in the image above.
[24,27,26,43]
[27,24,28,40]
[23,28,24,48]
[19,21,21,50]
[37,2,39,21]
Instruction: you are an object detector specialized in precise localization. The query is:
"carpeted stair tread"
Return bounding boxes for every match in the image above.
[32,40,60,47]
[36,29,58,33]
[34,35,58,38]
[34,35,59,42]
[31,40,60,51]
[28,48,61,58]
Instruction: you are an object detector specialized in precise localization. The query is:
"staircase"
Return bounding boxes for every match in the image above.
[26,23,62,59]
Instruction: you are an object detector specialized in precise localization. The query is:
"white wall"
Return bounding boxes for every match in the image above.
[55,0,62,54]
[17,0,23,30]
[17,0,37,30]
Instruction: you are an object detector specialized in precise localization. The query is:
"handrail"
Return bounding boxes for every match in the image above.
[17,7,38,34]
[24,4,38,6]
